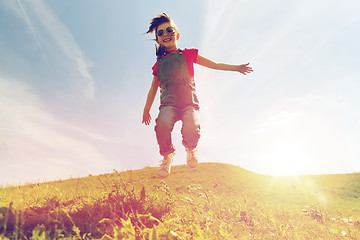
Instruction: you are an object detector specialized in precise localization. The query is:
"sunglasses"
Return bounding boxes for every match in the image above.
[156,27,175,37]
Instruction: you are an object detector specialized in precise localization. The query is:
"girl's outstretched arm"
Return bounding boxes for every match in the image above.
[142,76,159,125]
[196,55,253,75]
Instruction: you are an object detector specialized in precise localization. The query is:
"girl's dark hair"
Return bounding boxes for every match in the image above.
[146,12,173,37]
[146,13,178,59]
[155,45,168,60]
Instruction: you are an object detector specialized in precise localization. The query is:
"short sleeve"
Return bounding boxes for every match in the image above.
[191,48,199,63]
[183,48,198,63]
[152,61,159,76]
[182,48,198,78]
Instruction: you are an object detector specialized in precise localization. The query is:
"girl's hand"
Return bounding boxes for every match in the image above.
[237,63,253,75]
[142,111,152,125]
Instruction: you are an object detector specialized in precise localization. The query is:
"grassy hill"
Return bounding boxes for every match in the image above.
[0,163,359,239]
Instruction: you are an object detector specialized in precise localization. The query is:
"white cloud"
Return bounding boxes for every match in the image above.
[255,111,303,134]
[0,77,111,185]
[16,0,41,47]
[11,0,95,99]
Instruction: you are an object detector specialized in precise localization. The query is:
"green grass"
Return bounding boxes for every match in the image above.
[0,163,359,239]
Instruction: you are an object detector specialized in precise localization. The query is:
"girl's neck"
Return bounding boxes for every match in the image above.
[166,46,178,52]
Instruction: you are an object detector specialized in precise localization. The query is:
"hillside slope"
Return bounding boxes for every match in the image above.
[1,163,359,239]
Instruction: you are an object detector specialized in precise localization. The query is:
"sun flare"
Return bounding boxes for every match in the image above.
[265,144,308,176]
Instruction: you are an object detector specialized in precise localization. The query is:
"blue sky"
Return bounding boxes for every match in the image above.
[1,0,359,185]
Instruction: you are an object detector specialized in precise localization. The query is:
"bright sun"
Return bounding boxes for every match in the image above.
[265,144,308,176]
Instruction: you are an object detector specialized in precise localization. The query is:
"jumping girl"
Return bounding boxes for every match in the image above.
[142,13,253,178]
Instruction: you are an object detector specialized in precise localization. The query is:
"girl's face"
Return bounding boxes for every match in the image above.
[156,22,180,51]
